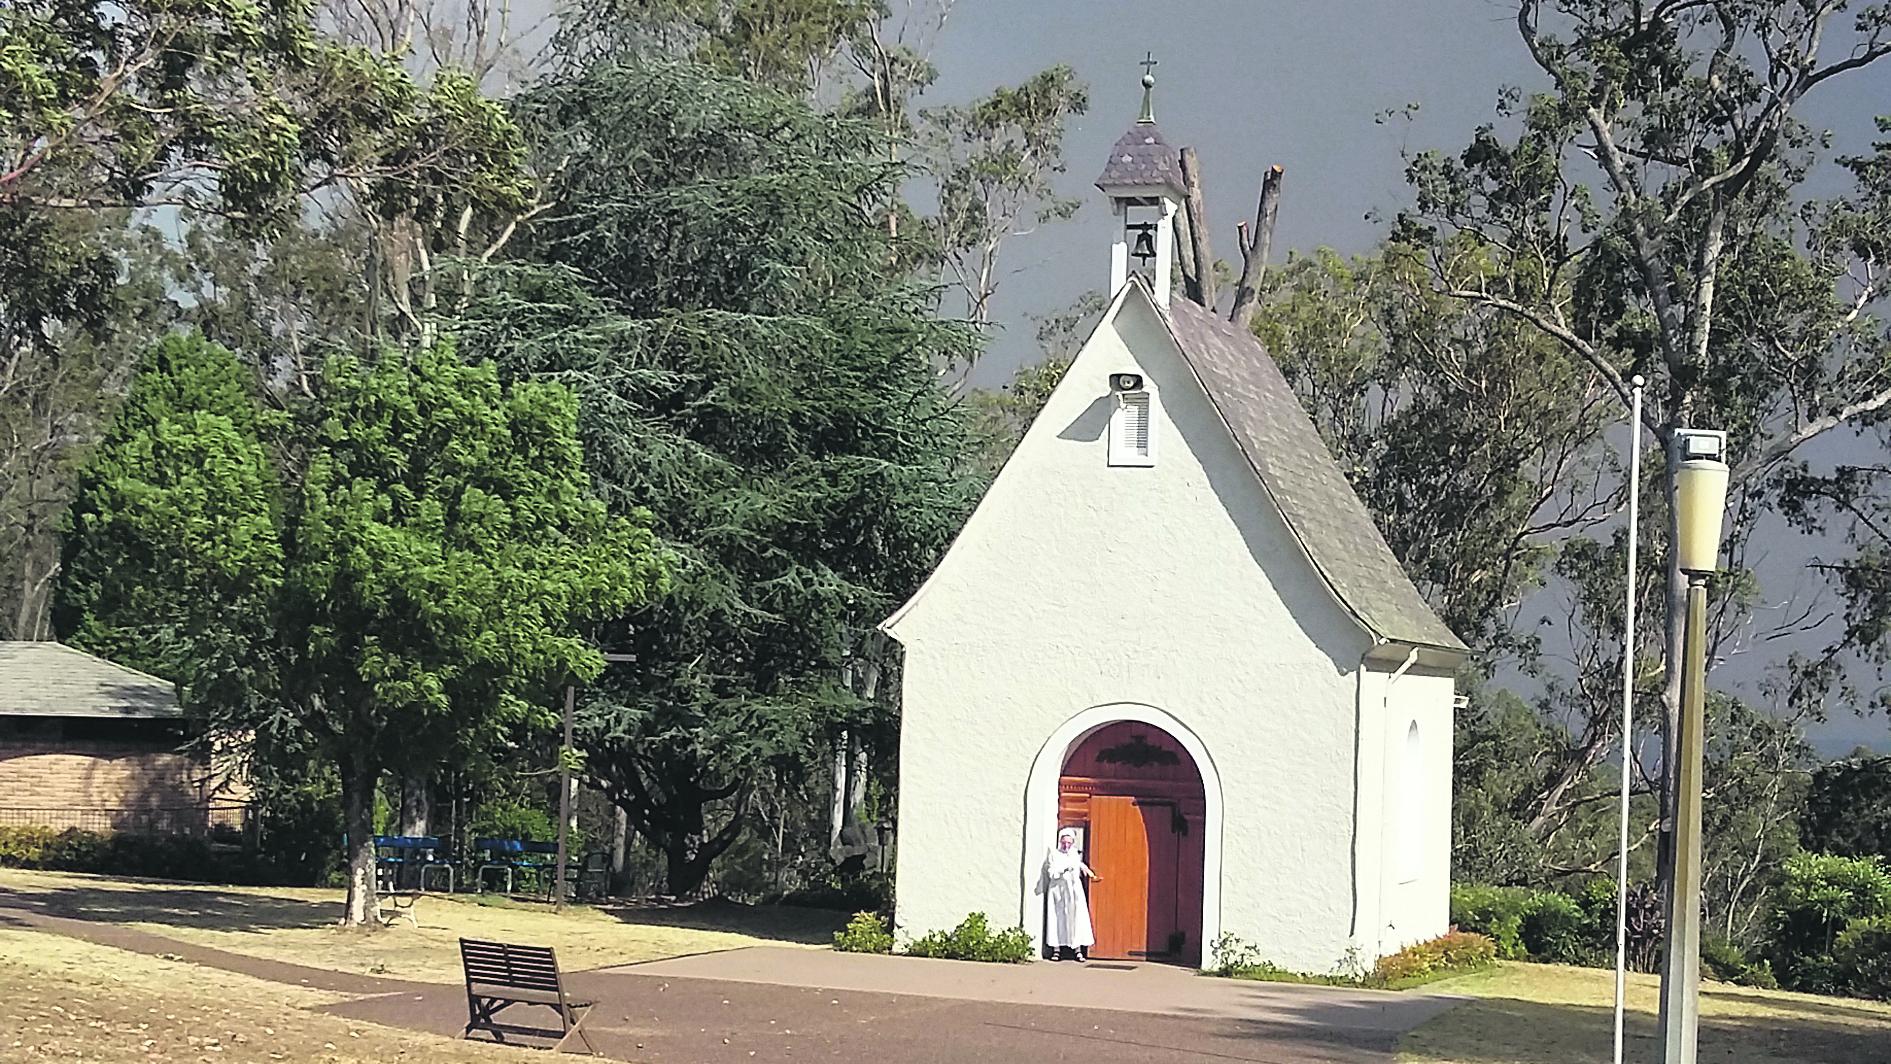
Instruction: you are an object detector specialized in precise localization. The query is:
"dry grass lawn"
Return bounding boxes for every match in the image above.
[1402,961,1891,1064]
[0,868,840,983]
[0,925,518,1063]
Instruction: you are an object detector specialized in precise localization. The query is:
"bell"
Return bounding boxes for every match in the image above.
[1130,226,1157,264]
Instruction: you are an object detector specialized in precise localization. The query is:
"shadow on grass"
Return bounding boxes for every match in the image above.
[594,898,845,945]
[0,881,337,934]
[0,875,848,946]
[1403,992,1889,1064]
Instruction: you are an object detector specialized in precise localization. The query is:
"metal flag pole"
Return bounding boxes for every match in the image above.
[1613,373,1646,1064]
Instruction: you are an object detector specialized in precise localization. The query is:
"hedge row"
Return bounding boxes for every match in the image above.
[0,825,280,885]
[1454,854,1891,1001]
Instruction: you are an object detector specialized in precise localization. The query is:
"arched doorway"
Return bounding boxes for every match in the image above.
[1057,721,1207,965]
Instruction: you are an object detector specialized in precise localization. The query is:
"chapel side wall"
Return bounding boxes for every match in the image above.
[890,292,1374,972]
[1375,668,1456,954]
[1353,667,1388,959]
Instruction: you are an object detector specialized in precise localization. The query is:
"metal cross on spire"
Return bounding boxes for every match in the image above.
[1138,51,1158,123]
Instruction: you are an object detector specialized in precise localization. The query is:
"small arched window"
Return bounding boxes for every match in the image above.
[1400,720,1423,883]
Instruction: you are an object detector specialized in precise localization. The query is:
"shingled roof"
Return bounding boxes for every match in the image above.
[1163,295,1467,653]
[0,641,180,719]
[1095,119,1185,196]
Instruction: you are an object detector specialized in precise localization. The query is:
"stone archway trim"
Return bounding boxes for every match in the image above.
[1020,702,1224,969]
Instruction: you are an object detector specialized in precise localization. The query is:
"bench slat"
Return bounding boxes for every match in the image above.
[459,939,566,995]
[467,984,564,1005]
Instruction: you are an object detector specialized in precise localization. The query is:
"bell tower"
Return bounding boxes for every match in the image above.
[1095,55,1184,309]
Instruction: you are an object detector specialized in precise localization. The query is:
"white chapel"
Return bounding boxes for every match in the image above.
[882,75,1468,972]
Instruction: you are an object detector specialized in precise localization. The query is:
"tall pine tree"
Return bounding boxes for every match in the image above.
[458,61,979,893]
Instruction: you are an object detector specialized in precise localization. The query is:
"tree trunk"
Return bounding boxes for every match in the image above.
[610,803,630,895]
[340,755,382,927]
[1179,146,1217,310]
[665,839,706,899]
[398,773,430,836]
[662,800,748,899]
[829,733,848,849]
[1228,165,1284,330]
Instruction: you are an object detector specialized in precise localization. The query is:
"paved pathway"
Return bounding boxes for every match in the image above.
[0,895,1456,1063]
[619,946,1454,1034]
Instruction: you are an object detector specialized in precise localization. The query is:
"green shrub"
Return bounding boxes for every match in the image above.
[253,772,344,885]
[1451,884,1531,959]
[1371,931,1498,989]
[1702,935,1778,989]
[1211,931,1494,989]
[0,825,60,865]
[903,912,1034,963]
[471,798,558,843]
[0,825,275,884]
[1210,933,1269,977]
[834,911,895,954]
[1452,883,1615,965]
[1833,916,1891,1001]
[1520,890,1595,965]
[1770,853,1891,993]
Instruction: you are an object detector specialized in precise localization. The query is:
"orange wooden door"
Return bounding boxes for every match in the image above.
[1087,796,1149,960]
[1087,797,1188,960]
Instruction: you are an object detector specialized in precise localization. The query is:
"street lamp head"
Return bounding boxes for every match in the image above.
[1674,429,1730,575]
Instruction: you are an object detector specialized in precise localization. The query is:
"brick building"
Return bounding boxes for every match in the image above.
[0,641,241,834]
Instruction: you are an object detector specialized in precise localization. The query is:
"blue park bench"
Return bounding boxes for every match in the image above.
[474,838,561,896]
[373,835,456,894]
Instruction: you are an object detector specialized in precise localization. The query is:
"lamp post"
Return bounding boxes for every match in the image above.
[555,651,636,910]
[1659,428,1730,1064]
[1611,375,1646,1064]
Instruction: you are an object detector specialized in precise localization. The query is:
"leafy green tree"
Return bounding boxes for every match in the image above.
[1,0,532,640]
[1804,755,1891,861]
[1255,248,1612,650]
[59,335,286,713]
[557,0,881,88]
[922,65,1089,333]
[1398,0,1891,896]
[60,337,665,923]
[459,61,978,894]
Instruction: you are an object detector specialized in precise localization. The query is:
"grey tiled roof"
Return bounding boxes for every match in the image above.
[1096,121,1185,196]
[0,641,180,718]
[1165,297,1467,652]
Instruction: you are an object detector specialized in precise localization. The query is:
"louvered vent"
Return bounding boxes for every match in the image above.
[1109,391,1155,467]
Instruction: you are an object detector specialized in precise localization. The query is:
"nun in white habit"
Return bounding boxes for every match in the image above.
[1042,827,1100,961]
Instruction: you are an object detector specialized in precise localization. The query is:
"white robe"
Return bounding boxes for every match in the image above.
[1043,845,1095,949]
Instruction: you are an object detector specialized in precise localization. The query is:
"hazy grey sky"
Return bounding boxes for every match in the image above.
[932,0,1543,379]
[932,0,1884,376]
[921,1,1891,754]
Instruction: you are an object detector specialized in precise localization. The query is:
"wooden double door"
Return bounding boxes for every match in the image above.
[1085,794,1189,961]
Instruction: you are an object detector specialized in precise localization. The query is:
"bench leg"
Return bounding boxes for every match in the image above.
[555,1003,597,1056]
[464,995,508,1043]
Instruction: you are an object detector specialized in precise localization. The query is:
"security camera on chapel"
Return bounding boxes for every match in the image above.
[1110,373,1145,393]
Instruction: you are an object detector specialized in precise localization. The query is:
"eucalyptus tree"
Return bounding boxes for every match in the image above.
[1398,0,1891,894]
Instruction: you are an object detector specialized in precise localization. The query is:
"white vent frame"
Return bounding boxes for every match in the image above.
[1108,389,1156,467]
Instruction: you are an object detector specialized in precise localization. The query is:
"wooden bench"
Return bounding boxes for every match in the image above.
[459,938,596,1055]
